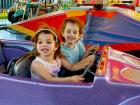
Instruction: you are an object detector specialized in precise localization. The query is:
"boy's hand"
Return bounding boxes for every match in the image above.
[84,55,95,66]
[87,44,99,55]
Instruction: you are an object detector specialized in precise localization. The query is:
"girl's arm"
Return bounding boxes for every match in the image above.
[31,61,84,82]
[61,55,95,71]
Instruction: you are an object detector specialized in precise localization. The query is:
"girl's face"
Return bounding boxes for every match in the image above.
[62,22,80,46]
[36,33,58,57]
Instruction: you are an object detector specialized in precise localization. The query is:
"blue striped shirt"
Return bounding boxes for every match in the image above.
[61,42,85,64]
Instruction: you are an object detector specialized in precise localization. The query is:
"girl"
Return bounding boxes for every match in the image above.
[30,28,94,83]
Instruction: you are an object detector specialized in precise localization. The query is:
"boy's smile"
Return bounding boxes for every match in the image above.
[63,22,80,48]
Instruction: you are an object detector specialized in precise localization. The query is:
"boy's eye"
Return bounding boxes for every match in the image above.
[38,41,42,44]
[73,31,78,34]
[66,30,71,33]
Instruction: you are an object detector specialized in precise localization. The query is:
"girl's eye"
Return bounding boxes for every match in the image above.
[46,41,52,44]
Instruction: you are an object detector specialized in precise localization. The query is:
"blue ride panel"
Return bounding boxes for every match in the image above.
[84,10,140,46]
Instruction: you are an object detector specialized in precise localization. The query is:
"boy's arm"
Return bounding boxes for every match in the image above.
[82,44,99,58]
[61,55,95,71]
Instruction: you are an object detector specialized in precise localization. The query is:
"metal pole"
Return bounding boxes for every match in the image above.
[1,0,3,9]
[0,0,1,9]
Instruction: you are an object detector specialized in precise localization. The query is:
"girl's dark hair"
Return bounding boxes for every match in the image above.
[32,28,63,59]
[61,18,83,41]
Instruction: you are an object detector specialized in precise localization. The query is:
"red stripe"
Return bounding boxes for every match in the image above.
[86,43,140,51]
[89,10,117,19]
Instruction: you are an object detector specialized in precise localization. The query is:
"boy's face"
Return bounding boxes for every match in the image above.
[36,33,58,57]
[62,22,80,46]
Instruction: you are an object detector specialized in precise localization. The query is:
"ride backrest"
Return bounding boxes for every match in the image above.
[11,52,35,78]
[6,57,20,75]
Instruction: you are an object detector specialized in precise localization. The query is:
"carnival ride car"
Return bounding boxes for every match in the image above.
[0,39,140,105]
[8,0,38,23]
[105,0,135,10]
[7,0,78,23]
[135,0,140,12]
[7,5,140,56]
[7,0,64,23]
[7,0,140,23]
[0,4,140,105]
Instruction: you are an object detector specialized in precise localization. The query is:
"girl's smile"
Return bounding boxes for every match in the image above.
[37,33,57,57]
[41,48,49,53]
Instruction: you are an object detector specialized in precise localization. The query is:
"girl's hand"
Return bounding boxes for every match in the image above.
[69,75,84,83]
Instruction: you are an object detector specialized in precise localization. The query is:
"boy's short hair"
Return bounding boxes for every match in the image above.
[61,18,83,35]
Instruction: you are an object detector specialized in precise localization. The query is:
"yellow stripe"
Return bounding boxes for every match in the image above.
[121,10,140,21]
[77,0,82,4]
[66,10,87,17]
[8,24,35,37]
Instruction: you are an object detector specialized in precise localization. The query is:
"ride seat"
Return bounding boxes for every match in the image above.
[13,52,35,78]
[0,41,7,73]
